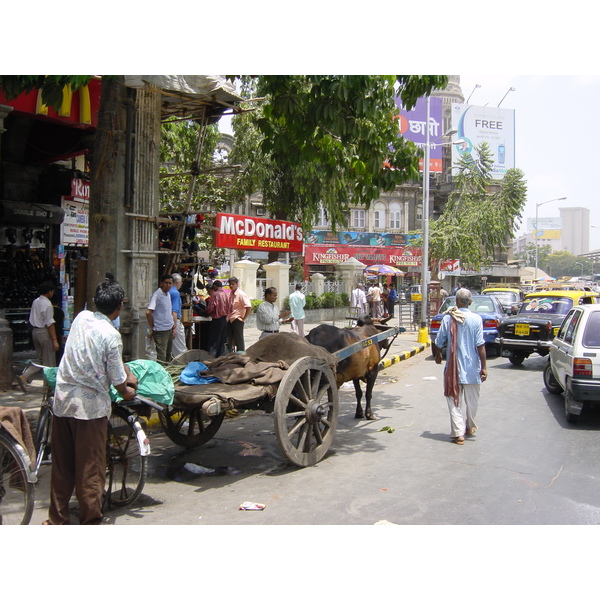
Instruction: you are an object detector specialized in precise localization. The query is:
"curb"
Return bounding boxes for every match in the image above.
[378,342,430,371]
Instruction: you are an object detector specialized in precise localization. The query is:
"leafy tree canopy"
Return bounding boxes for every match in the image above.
[0,75,95,109]
[546,251,593,278]
[228,75,448,231]
[514,242,552,268]
[428,142,527,269]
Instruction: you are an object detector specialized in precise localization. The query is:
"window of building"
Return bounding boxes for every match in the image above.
[352,209,366,229]
[315,205,330,228]
[373,202,386,229]
[389,202,402,229]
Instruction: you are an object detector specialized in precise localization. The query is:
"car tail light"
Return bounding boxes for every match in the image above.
[483,319,499,328]
[430,320,441,331]
[573,358,593,378]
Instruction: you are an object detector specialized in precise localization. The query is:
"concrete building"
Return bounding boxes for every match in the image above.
[560,206,590,255]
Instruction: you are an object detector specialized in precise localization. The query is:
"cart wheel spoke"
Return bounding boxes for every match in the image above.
[274,356,339,467]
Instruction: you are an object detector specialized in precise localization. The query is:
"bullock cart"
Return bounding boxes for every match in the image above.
[158,327,400,467]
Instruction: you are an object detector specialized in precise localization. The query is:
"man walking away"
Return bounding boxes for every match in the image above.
[44,279,137,525]
[206,280,230,357]
[146,274,176,364]
[18,281,59,392]
[289,283,306,337]
[433,288,487,445]
[226,276,252,353]
[170,273,187,358]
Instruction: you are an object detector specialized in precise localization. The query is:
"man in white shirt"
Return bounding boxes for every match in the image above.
[18,281,58,392]
[256,287,291,339]
[289,283,306,337]
[351,283,367,315]
[45,279,137,525]
[146,274,176,363]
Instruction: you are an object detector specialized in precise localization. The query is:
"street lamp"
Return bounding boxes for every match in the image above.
[498,87,515,107]
[575,262,585,276]
[418,96,458,344]
[534,197,567,281]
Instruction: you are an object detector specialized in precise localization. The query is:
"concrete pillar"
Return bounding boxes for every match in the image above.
[310,272,326,297]
[0,319,13,391]
[264,261,291,310]
[232,259,260,300]
[336,257,366,294]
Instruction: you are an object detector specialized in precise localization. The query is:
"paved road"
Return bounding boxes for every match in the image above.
[16,346,600,527]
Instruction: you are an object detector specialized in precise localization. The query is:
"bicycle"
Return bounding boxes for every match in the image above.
[31,365,164,516]
[0,415,37,525]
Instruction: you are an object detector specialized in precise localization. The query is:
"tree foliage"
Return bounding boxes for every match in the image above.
[545,251,593,278]
[229,75,448,231]
[428,142,528,268]
[514,242,552,267]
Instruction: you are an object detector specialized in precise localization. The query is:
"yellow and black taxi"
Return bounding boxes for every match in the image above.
[495,290,600,365]
[482,286,525,315]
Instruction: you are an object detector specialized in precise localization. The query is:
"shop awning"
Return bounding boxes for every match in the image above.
[0,200,65,225]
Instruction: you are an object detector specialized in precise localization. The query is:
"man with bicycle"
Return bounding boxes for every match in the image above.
[44,279,137,525]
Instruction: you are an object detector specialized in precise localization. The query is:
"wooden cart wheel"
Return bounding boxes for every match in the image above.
[274,356,339,467]
[158,406,225,448]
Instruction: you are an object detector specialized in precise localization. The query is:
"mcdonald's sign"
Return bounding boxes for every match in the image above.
[0,78,101,128]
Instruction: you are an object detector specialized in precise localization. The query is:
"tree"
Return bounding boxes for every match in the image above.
[428,142,528,268]
[229,75,449,233]
[546,251,592,278]
[514,242,552,267]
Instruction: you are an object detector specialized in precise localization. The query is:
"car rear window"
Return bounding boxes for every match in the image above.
[486,291,517,305]
[520,296,573,315]
[582,311,600,348]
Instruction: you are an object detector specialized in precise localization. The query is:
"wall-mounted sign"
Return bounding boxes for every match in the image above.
[304,244,422,267]
[214,213,304,253]
[0,200,65,224]
[61,198,89,245]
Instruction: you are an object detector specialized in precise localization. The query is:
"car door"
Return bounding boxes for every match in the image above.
[552,308,583,388]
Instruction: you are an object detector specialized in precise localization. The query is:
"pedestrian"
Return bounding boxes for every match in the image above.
[44,279,138,525]
[226,276,252,352]
[256,287,292,339]
[369,282,383,318]
[288,283,306,337]
[18,281,59,392]
[433,288,487,445]
[206,279,230,357]
[452,281,463,295]
[387,283,398,317]
[146,274,176,364]
[351,283,367,315]
[170,273,187,358]
[440,287,449,302]
[382,284,389,317]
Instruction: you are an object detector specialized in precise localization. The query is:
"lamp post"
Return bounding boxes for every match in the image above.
[534,197,566,281]
[575,262,584,276]
[417,96,458,344]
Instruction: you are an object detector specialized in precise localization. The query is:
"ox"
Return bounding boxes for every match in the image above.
[305,318,390,420]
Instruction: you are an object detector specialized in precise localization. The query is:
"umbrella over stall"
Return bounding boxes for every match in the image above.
[363,264,405,276]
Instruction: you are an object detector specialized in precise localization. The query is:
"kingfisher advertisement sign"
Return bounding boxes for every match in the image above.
[394,96,443,172]
[304,244,422,268]
[451,104,515,179]
[214,213,304,253]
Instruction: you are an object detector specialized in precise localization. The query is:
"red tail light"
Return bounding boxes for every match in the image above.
[573,358,593,378]
[482,319,499,328]
[430,320,441,331]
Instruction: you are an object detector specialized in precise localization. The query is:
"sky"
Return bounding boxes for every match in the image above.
[218,75,600,252]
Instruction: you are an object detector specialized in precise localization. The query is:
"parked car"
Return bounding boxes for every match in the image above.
[495,290,600,365]
[482,286,525,315]
[429,294,507,355]
[543,304,600,423]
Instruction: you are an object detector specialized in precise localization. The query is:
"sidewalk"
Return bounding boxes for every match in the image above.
[1,321,430,422]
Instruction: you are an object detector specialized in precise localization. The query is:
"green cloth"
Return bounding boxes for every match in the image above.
[43,360,174,406]
[110,359,174,405]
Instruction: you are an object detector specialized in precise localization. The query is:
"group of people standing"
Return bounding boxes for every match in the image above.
[146,274,253,361]
[350,282,398,319]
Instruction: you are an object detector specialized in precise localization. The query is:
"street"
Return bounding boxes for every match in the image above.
[23,348,600,526]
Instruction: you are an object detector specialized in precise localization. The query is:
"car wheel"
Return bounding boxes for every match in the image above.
[508,352,526,366]
[543,361,563,395]
[565,383,579,424]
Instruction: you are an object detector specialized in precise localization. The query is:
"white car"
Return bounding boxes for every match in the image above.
[543,304,600,423]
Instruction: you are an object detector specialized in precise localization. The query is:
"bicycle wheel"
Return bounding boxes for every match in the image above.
[104,406,147,509]
[0,429,35,525]
[33,404,52,475]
